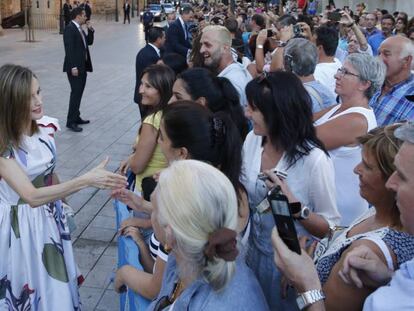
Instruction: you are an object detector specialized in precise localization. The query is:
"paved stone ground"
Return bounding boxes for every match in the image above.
[0,15,154,310]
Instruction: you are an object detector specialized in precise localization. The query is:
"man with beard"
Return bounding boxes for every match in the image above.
[200,25,252,108]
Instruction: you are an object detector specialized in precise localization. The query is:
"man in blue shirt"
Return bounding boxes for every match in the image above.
[363,13,381,39]
[271,121,414,311]
[368,14,394,55]
[369,36,414,126]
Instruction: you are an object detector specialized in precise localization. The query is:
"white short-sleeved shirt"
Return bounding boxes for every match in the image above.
[314,58,342,99]
[218,62,252,108]
[315,105,377,226]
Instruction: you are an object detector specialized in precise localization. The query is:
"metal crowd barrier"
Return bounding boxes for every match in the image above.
[114,199,151,311]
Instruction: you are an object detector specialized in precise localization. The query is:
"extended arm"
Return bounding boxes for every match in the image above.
[115,257,166,299]
[0,157,126,207]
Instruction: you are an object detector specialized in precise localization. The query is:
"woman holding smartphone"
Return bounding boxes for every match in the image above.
[241,71,340,310]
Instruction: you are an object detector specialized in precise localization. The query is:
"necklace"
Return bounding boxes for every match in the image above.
[170,279,183,303]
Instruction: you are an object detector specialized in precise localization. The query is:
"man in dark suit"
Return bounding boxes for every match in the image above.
[142,6,154,43]
[63,6,94,132]
[134,27,166,117]
[123,0,131,24]
[63,0,72,26]
[81,0,92,20]
[164,6,194,58]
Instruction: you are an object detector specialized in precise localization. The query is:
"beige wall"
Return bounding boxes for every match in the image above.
[1,0,22,18]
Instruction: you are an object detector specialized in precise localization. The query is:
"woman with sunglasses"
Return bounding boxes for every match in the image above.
[148,160,269,310]
[314,53,386,226]
[242,71,340,310]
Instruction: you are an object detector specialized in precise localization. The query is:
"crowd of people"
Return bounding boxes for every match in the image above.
[2,0,414,310]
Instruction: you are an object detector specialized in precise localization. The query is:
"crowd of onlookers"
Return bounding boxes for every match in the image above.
[118,0,414,310]
[1,0,414,310]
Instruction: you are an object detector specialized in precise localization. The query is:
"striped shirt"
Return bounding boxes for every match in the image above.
[149,233,168,262]
[369,74,414,126]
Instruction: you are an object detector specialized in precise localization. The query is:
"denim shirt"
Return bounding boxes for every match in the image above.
[147,255,269,311]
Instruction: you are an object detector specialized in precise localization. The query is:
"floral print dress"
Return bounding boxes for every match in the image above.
[0,121,82,310]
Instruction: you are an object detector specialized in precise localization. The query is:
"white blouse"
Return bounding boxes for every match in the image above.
[241,132,341,238]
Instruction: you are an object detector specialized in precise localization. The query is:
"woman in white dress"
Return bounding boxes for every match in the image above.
[0,64,127,310]
[315,53,386,226]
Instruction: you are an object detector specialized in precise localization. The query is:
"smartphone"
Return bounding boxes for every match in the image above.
[268,186,301,254]
[293,24,302,36]
[327,11,341,22]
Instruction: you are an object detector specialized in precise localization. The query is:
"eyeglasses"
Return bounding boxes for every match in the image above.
[154,280,183,311]
[336,67,360,78]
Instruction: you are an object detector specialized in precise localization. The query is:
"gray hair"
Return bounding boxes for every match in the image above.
[395,121,414,144]
[283,38,318,77]
[400,37,414,59]
[156,160,238,291]
[346,53,386,98]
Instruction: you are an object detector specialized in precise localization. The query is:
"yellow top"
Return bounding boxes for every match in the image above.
[134,111,167,193]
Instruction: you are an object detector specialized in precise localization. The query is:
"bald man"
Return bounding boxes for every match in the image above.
[200,25,252,108]
[369,36,414,126]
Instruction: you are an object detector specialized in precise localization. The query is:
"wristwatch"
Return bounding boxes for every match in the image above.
[257,44,264,49]
[296,289,325,310]
[289,202,310,220]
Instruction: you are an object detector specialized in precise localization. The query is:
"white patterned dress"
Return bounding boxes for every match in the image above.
[0,120,82,310]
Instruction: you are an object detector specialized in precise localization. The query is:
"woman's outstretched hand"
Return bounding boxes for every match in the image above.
[84,157,128,189]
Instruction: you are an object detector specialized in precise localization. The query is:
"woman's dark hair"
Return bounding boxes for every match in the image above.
[396,17,408,34]
[161,53,188,75]
[245,71,327,167]
[315,25,339,56]
[189,33,205,67]
[162,101,243,194]
[178,68,249,139]
[141,64,175,115]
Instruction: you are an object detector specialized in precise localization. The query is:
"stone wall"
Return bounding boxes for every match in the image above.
[1,0,21,19]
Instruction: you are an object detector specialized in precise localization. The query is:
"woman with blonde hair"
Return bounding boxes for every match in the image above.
[147,160,269,310]
[0,64,126,309]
